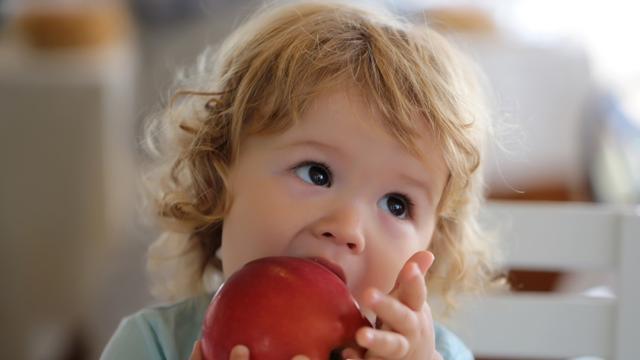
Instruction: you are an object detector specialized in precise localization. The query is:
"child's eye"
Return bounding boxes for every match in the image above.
[378,193,414,220]
[293,161,332,187]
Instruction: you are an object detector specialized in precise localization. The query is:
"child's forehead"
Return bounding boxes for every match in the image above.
[300,87,431,146]
[267,87,441,169]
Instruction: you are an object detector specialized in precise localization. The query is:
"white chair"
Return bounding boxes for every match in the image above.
[446,201,640,359]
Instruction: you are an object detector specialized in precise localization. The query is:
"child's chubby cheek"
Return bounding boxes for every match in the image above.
[377,213,413,241]
[348,262,395,298]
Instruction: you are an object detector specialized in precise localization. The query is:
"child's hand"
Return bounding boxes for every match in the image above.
[189,340,311,360]
[190,340,203,360]
[344,251,441,360]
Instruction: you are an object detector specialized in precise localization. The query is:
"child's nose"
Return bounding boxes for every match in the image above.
[311,204,366,253]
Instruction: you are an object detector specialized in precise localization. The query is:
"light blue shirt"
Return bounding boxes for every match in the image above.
[101,293,473,360]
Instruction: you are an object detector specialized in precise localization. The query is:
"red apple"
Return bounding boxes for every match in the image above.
[201,256,371,360]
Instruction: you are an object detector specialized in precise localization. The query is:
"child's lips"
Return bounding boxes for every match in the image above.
[307,257,347,284]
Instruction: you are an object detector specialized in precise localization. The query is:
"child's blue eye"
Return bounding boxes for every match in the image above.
[378,193,414,220]
[294,161,332,187]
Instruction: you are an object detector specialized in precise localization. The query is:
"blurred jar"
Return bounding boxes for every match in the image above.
[5,0,131,50]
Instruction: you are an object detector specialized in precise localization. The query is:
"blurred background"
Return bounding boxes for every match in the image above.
[0,0,638,359]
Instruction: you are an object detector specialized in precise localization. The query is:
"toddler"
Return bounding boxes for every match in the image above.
[102,2,498,359]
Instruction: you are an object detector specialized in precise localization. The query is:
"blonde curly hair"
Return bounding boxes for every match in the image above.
[141,1,500,313]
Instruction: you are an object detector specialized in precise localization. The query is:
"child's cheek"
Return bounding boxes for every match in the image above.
[376,210,412,241]
[267,176,322,224]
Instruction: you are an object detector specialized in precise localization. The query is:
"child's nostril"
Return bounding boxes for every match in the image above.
[347,243,356,250]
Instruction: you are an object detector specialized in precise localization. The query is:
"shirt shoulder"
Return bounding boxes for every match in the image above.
[101,293,212,360]
[434,323,474,360]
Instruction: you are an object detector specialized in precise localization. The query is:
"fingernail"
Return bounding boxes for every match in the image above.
[232,345,249,356]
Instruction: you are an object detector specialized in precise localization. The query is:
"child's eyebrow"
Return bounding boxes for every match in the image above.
[276,139,345,157]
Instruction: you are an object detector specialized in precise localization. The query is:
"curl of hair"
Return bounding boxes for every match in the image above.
[140,1,503,313]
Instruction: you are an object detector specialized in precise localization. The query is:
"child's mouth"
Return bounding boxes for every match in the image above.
[307,257,347,284]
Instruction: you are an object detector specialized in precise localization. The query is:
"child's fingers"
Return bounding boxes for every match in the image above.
[229,345,250,360]
[396,262,428,311]
[228,345,308,360]
[291,355,310,360]
[355,327,409,359]
[341,346,364,359]
[391,251,434,311]
[363,288,417,336]
[190,340,203,360]
[410,250,435,275]
[391,251,434,292]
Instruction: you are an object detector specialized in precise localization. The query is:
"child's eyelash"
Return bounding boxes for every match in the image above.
[291,160,334,184]
[293,160,332,171]
[292,160,333,173]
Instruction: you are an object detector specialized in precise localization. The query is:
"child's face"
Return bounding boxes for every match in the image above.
[219,87,448,306]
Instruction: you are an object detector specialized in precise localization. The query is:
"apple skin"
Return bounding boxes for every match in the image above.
[201,256,371,360]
